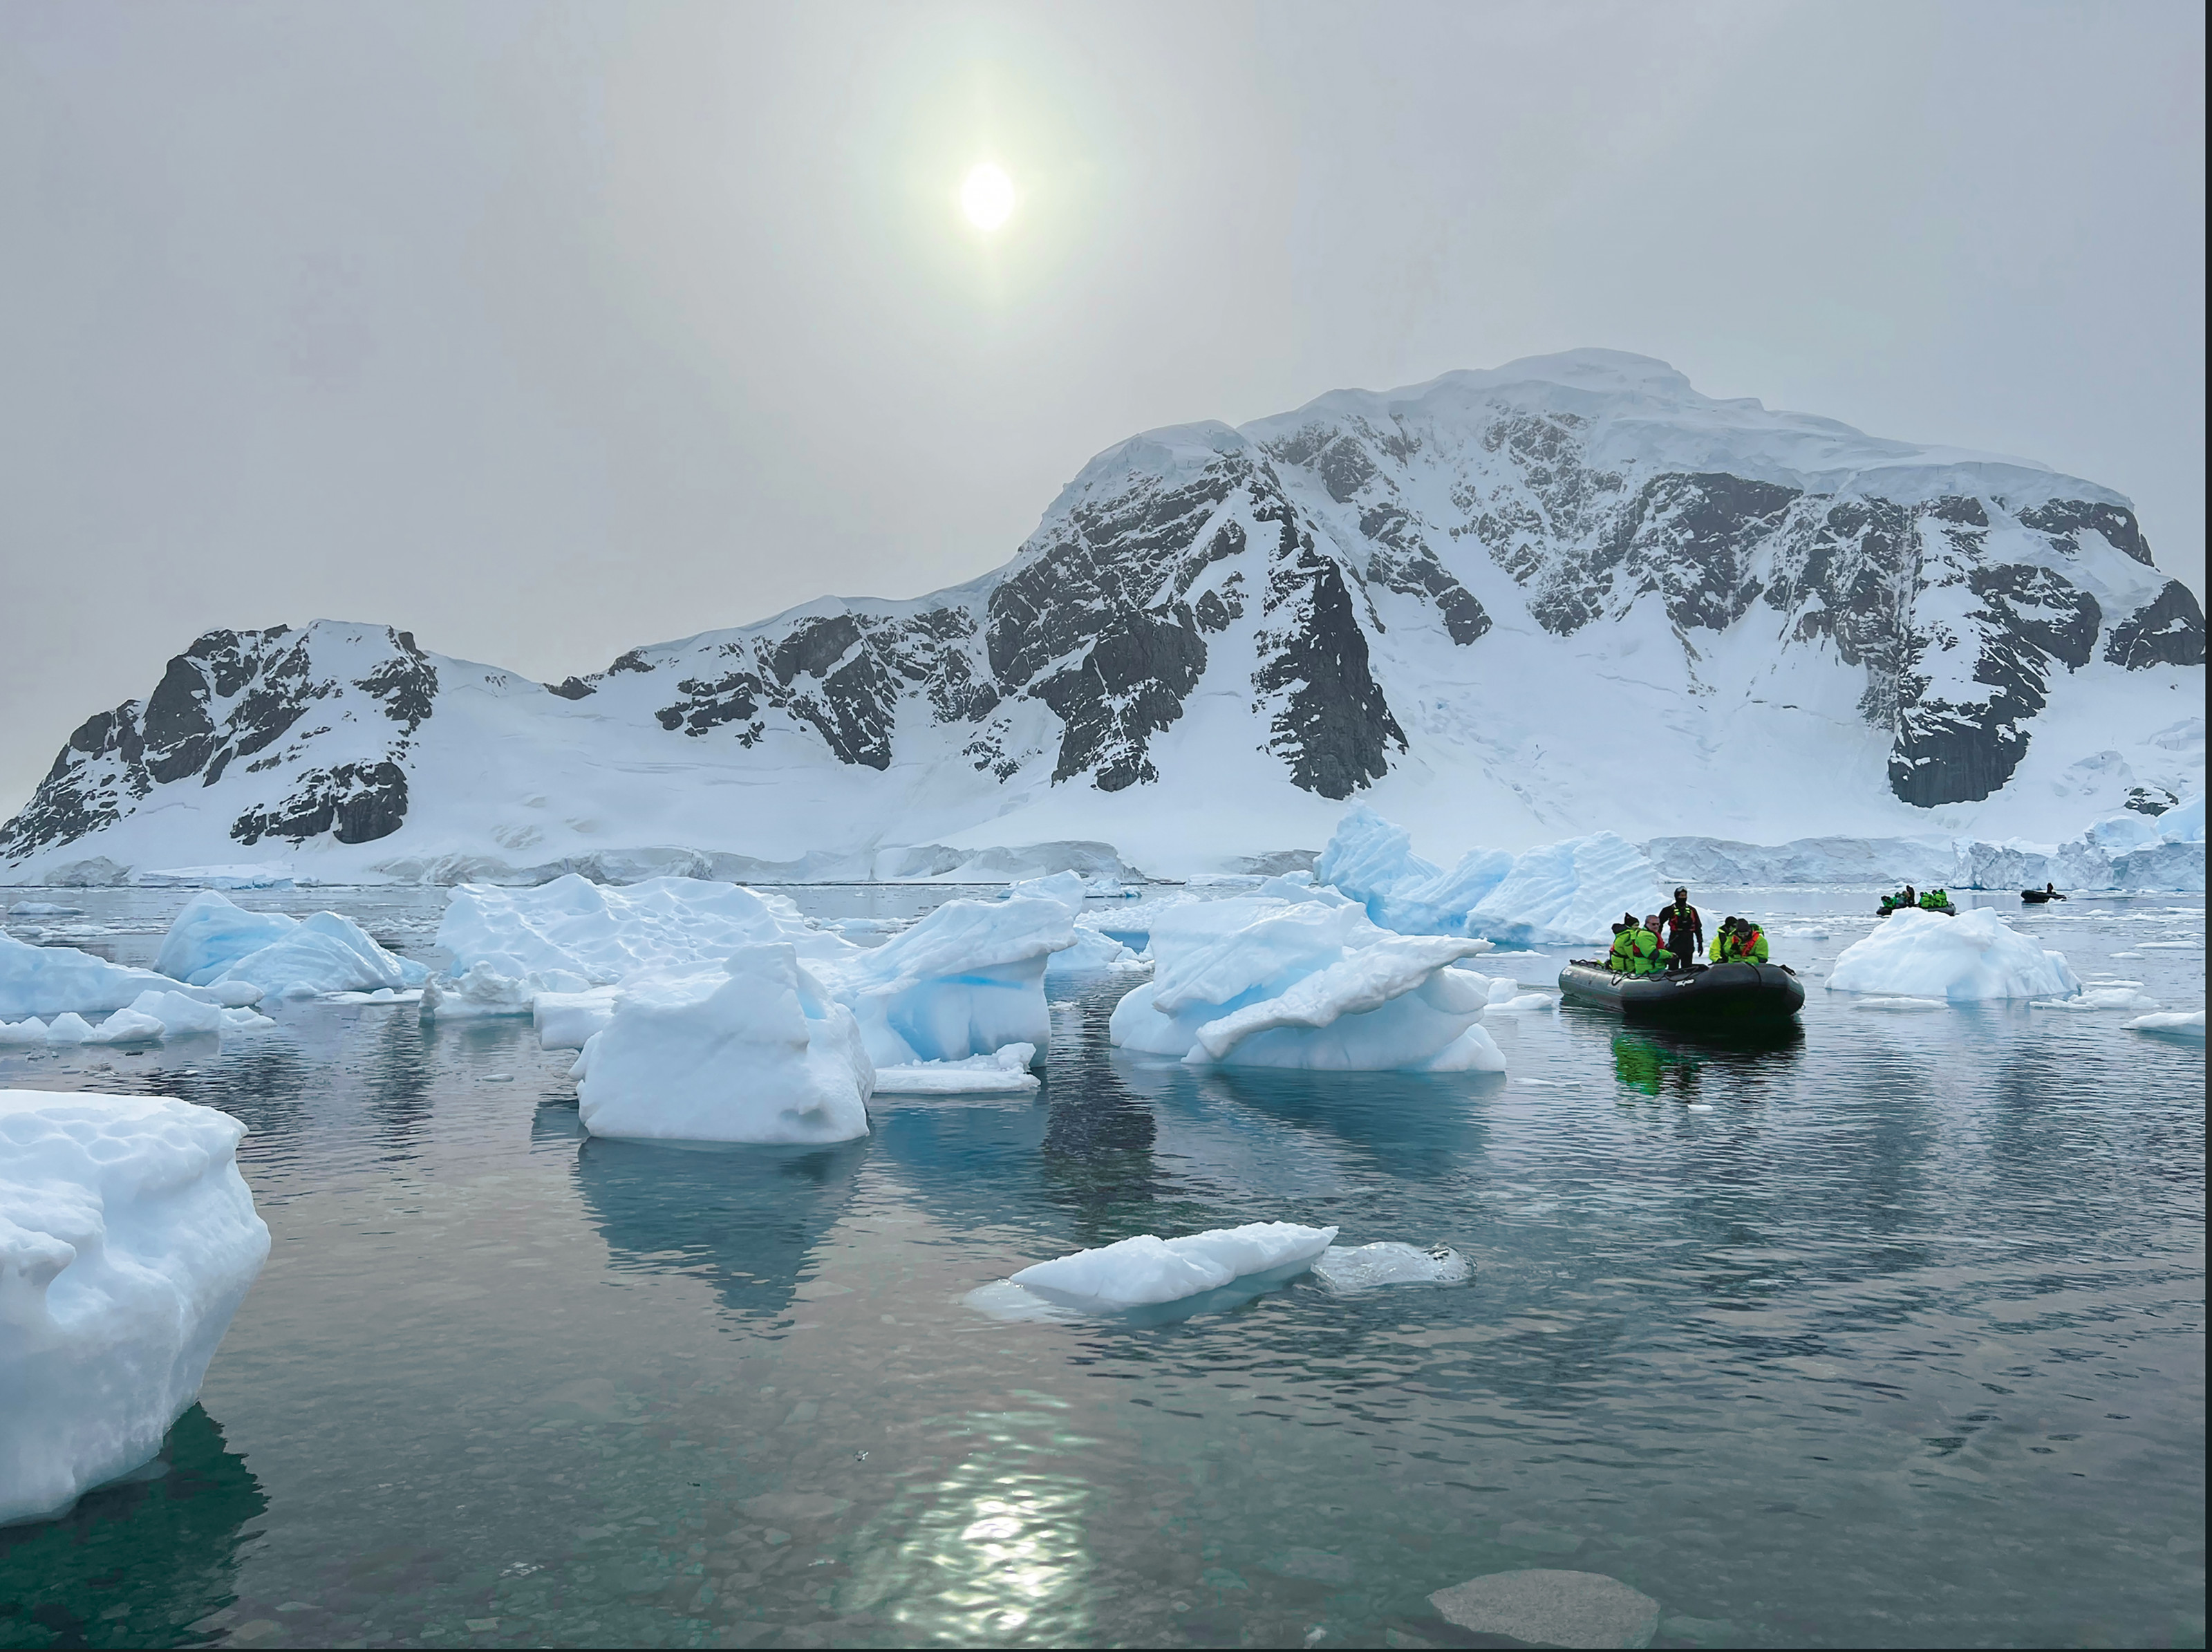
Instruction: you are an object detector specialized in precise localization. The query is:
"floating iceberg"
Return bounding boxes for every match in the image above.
[0,934,254,1021]
[421,961,588,1020]
[437,874,848,986]
[1827,909,2082,1001]
[1315,809,1662,947]
[1315,807,1515,935]
[1006,1221,1337,1311]
[1310,1241,1471,1291]
[820,896,1071,1067]
[1848,996,1949,1012]
[154,893,425,1000]
[2035,986,2161,1012]
[1109,895,1506,1071]
[872,1043,1040,1094]
[1007,874,1143,973]
[0,1089,270,1524]
[573,945,873,1145]
[2124,1009,2205,1038]
[7,902,84,918]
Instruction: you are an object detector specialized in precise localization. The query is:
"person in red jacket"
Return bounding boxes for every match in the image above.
[1658,888,1704,971]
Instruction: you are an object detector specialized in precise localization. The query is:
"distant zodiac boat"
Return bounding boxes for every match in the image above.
[1557,959,1806,1022]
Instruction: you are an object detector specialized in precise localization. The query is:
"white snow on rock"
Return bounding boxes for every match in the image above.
[2124,1009,2205,1037]
[872,1043,1040,1094]
[1109,896,1506,1071]
[1315,810,1663,947]
[0,1089,270,1525]
[1827,908,2082,1001]
[1311,1242,1470,1290]
[0,933,252,1021]
[572,945,873,1145]
[1006,1221,1337,1311]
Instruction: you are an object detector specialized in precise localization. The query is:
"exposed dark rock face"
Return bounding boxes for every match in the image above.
[1253,537,1405,800]
[2104,580,2207,669]
[547,677,597,700]
[0,624,427,860]
[232,760,409,846]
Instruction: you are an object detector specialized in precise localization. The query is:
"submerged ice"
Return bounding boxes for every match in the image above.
[1006,1221,1338,1311]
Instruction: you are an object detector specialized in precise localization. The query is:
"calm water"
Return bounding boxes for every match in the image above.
[2,885,2204,1650]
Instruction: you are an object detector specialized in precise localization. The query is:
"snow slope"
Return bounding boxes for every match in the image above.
[4,353,2201,882]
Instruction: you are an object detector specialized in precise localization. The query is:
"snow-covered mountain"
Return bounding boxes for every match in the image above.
[4,350,2202,883]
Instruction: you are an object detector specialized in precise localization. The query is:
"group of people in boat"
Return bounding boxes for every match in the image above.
[1604,888,1770,976]
[1877,884,1955,915]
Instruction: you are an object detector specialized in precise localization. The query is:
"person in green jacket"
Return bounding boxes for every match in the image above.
[1918,888,1951,911]
[1608,915,1668,975]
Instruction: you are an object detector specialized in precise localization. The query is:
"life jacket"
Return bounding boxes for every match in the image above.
[1919,889,1948,910]
[1660,901,1701,949]
[1609,927,1665,975]
[1740,925,1768,963]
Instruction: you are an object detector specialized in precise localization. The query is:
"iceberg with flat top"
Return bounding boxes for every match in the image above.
[872,1043,1040,1094]
[1109,893,1506,1071]
[0,1089,270,1524]
[1006,1221,1338,1311]
[0,933,256,1021]
[437,874,850,985]
[1827,908,2081,1000]
[574,945,873,1145]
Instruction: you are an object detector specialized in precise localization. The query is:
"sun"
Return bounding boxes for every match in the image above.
[959,162,1015,232]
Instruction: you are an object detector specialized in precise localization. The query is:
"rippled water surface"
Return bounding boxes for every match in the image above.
[2,886,2204,1649]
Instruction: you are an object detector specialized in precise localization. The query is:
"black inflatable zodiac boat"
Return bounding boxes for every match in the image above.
[1557,959,1806,1023]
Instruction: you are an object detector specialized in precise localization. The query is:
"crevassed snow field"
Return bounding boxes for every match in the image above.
[0,880,2202,1650]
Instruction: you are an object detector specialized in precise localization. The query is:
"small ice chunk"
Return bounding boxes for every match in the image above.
[0,1089,270,1523]
[534,986,620,1049]
[1310,1242,1470,1290]
[872,1044,1041,1094]
[421,961,577,1020]
[7,903,84,917]
[1849,997,1949,1011]
[44,1013,93,1044]
[1008,1221,1337,1310]
[1488,992,1559,1013]
[0,1017,49,1045]
[86,1008,167,1044]
[2036,987,2160,1011]
[2124,1010,2206,1037]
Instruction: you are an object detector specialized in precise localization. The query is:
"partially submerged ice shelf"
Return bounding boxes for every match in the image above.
[1310,1241,1470,1290]
[0,1089,270,1525]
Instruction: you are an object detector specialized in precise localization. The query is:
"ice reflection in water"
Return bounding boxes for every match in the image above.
[0,885,2198,1649]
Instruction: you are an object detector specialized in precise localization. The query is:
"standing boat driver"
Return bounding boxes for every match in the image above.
[1658,888,1703,971]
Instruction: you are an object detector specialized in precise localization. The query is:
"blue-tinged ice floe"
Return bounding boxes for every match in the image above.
[541,888,1078,1142]
[155,891,426,1000]
[1109,891,1507,1071]
[1309,1241,1472,1291]
[1315,807,1665,946]
[0,1089,269,1524]
[1826,908,2082,1001]
[0,932,260,1022]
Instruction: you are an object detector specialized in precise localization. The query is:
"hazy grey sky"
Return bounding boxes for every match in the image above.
[2,0,2203,814]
